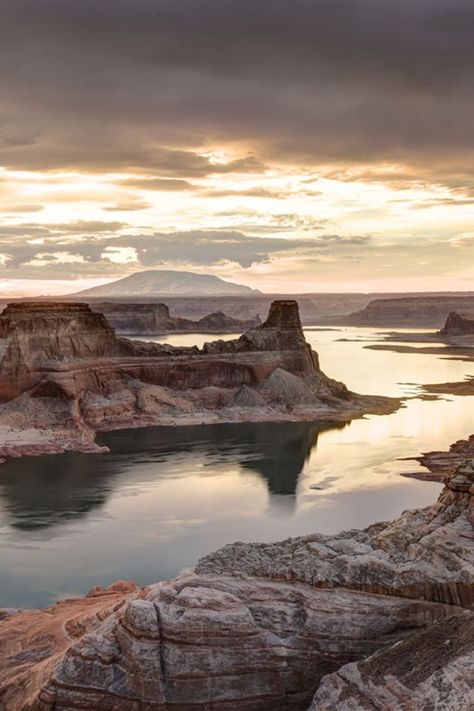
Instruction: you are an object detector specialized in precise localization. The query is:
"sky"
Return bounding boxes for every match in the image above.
[0,0,473,296]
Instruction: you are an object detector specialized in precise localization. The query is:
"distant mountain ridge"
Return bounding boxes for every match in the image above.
[71,270,260,297]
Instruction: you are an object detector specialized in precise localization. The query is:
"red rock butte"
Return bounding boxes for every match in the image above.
[0,300,319,401]
[0,299,396,463]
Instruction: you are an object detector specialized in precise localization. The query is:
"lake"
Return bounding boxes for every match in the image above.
[0,327,473,608]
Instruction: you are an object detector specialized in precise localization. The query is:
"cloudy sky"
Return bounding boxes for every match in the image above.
[1,0,473,295]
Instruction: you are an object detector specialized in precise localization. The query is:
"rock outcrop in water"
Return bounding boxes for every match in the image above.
[440,310,474,337]
[0,455,472,710]
[92,301,260,335]
[0,300,396,463]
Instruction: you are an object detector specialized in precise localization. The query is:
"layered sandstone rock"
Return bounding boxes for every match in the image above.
[409,434,474,483]
[197,459,474,608]
[309,611,474,710]
[0,300,318,403]
[0,300,397,462]
[0,459,472,710]
[0,302,133,401]
[3,580,460,711]
[93,301,173,334]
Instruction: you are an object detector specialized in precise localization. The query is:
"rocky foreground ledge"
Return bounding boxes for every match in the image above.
[0,453,472,710]
[0,300,397,464]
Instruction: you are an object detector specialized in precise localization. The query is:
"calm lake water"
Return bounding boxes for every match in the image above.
[1,327,473,608]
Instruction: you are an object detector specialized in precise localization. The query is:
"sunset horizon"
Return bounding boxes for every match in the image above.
[1,3,473,709]
[1,1,474,297]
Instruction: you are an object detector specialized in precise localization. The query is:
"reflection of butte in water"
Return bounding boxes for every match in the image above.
[0,421,347,531]
[103,421,348,502]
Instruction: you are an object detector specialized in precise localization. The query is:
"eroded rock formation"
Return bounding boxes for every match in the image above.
[198,459,474,608]
[440,310,474,336]
[0,302,133,400]
[0,300,396,462]
[0,454,472,710]
[92,301,260,335]
[309,612,474,710]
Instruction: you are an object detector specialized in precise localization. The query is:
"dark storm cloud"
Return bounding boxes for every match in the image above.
[0,0,473,186]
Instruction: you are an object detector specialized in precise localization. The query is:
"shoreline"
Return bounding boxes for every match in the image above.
[0,392,400,466]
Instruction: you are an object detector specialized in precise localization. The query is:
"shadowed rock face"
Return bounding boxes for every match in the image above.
[0,303,140,402]
[440,310,474,336]
[0,458,472,710]
[0,302,133,400]
[264,299,304,329]
[309,612,474,710]
[94,301,172,334]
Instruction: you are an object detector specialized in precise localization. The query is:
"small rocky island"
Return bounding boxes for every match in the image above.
[0,446,472,709]
[439,310,474,337]
[0,300,396,463]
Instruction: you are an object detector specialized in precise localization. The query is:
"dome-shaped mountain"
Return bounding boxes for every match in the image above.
[71,270,259,297]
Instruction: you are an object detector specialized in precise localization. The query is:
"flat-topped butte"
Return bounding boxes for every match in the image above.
[0,300,398,463]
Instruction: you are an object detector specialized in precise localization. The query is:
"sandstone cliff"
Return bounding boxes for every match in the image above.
[309,612,474,710]
[91,302,260,335]
[0,300,397,462]
[0,452,472,710]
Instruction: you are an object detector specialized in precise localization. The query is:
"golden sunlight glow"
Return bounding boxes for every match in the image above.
[1,152,474,295]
